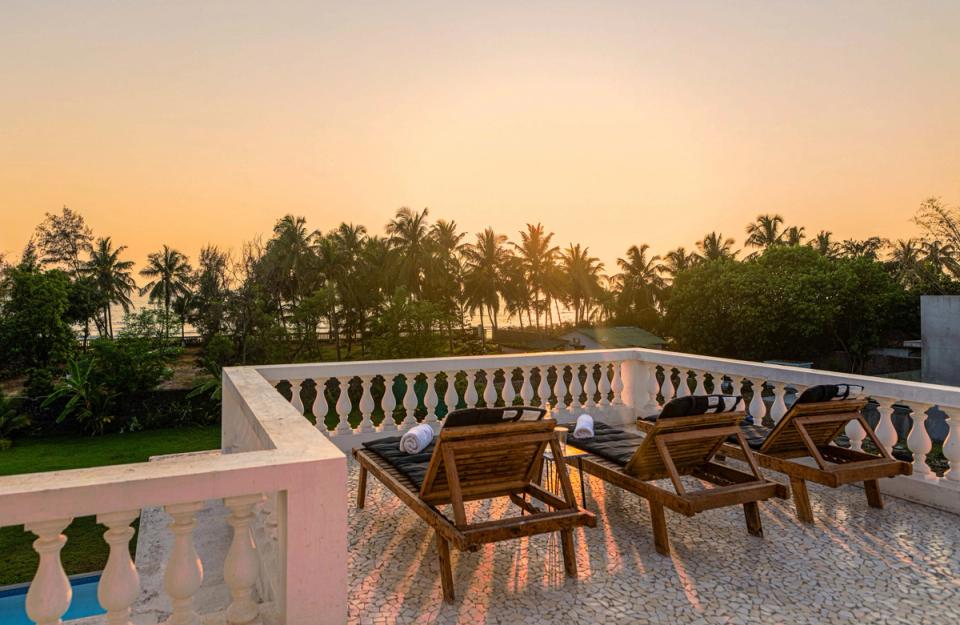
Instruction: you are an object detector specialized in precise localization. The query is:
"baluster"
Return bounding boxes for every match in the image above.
[569,365,583,410]
[224,494,265,625]
[694,370,708,396]
[401,374,419,428]
[709,371,725,395]
[381,375,398,432]
[164,502,204,625]
[659,367,674,402]
[646,364,662,407]
[358,376,376,432]
[288,379,304,416]
[464,370,479,408]
[556,365,572,412]
[873,398,898,456]
[424,373,440,424]
[598,363,612,406]
[676,370,691,398]
[335,377,353,435]
[97,510,140,625]
[537,366,552,410]
[748,378,767,426]
[942,407,960,482]
[611,362,624,405]
[311,379,329,434]
[483,369,499,407]
[729,375,745,399]
[769,382,789,424]
[501,368,517,407]
[443,371,459,416]
[520,367,534,406]
[906,402,934,479]
[25,518,73,625]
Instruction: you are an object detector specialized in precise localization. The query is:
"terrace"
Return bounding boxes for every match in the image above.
[1,348,958,625]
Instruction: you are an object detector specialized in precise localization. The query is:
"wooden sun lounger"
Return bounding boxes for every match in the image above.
[353,411,596,602]
[716,398,912,523]
[568,412,787,556]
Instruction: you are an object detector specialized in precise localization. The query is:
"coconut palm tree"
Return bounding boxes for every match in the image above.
[809,230,837,257]
[745,214,786,249]
[500,256,532,330]
[512,223,559,329]
[386,207,431,297]
[139,245,193,341]
[783,226,806,246]
[615,244,664,325]
[462,228,508,332]
[697,232,738,260]
[560,243,604,325]
[888,239,923,287]
[662,247,698,279]
[838,237,886,260]
[921,239,960,278]
[84,237,136,339]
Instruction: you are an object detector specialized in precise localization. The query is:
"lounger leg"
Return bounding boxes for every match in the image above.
[436,533,455,603]
[649,501,670,556]
[357,464,368,509]
[743,501,763,537]
[560,529,577,577]
[789,477,814,524]
[864,479,884,509]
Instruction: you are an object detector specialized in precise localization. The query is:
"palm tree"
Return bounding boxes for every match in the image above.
[462,228,508,333]
[512,223,559,329]
[809,230,837,257]
[888,239,923,287]
[84,237,136,339]
[386,207,431,297]
[697,232,738,261]
[783,226,806,246]
[139,245,193,341]
[838,237,886,260]
[560,243,604,325]
[745,214,786,249]
[500,256,532,330]
[662,247,698,279]
[615,244,664,325]
[921,239,960,278]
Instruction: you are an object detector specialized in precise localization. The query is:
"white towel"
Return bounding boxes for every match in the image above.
[399,423,434,454]
[573,414,595,439]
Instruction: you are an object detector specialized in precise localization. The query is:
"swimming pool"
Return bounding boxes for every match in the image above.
[0,573,105,625]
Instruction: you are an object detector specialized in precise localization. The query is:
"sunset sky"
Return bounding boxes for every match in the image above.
[2,1,959,271]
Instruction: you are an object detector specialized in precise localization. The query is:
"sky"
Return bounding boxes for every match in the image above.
[2,1,959,272]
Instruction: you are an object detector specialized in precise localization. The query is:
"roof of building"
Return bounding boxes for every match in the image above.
[563,326,666,349]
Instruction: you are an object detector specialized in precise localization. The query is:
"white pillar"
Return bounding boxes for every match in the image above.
[424,373,440,424]
[520,367,534,406]
[97,510,141,625]
[769,382,789,424]
[483,369,499,407]
[501,368,517,407]
[463,370,479,408]
[288,380,304,416]
[906,402,934,479]
[676,369,691,398]
[942,407,960,483]
[568,365,583,410]
[443,371,459,417]
[611,362,624,405]
[748,378,766,426]
[693,370,708,396]
[358,376,375,432]
[164,502,204,625]
[380,375,398,432]
[584,364,599,408]
[598,364,613,406]
[335,378,353,435]
[25,518,73,625]
[224,494,266,625]
[311,379,328,435]
[401,374,419,428]
[537,366,552,410]
[873,398,898,456]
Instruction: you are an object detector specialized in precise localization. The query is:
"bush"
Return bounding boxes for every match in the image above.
[0,391,30,450]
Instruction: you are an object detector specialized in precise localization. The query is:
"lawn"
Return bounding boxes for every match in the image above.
[0,425,221,585]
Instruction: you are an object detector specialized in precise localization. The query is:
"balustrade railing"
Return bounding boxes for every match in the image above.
[0,366,346,625]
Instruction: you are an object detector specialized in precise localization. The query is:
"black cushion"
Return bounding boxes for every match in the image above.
[443,406,546,428]
[362,436,434,488]
[658,395,743,419]
[561,422,643,466]
[795,384,864,404]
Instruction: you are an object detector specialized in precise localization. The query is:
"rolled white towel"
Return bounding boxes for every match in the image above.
[399,423,435,454]
[573,414,595,439]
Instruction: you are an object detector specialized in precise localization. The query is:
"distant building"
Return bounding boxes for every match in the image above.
[921,295,960,386]
[561,326,666,350]
[493,328,570,353]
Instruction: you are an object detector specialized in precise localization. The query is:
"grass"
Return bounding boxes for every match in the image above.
[0,425,221,585]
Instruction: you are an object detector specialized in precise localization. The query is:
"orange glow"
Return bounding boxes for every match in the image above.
[2,2,959,269]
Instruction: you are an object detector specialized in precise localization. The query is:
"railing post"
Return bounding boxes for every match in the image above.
[906,402,935,480]
[312,379,329,435]
[164,501,205,625]
[25,518,73,625]
[380,375,398,432]
[620,360,651,416]
[873,398,898,456]
[97,509,141,625]
[277,461,347,625]
[224,494,266,625]
[943,407,959,483]
[358,376,375,432]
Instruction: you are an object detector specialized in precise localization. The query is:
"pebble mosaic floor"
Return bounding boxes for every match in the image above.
[347,459,960,625]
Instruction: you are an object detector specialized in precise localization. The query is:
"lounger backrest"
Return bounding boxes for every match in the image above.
[419,417,556,504]
[442,406,547,428]
[759,384,867,455]
[623,411,745,480]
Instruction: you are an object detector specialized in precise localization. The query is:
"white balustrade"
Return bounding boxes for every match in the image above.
[770,382,789,424]
[520,367,534,406]
[443,371,459,415]
[288,379,304,416]
[164,501,205,625]
[943,408,960,483]
[311,378,329,432]
[611,362,624,405]
[335,378,353,435]
[483,369,499,407]
[502,367,517,406]
[676,369,691,398]
[537,366,552,409]
[584,364,599,408]
[424,373,440,423]
[694,370,708,396]
[873,398,899,455]
[748,378,767,426]
[97,510,141,625]
[906,402,934,479]
[464,370,480,408]
[25,518,73,625]
[598,363,613,406]
[224,494,265,625]
[646,364,662,408]
[660,368,676,400]
[358,376,376,432]
[381,375,398,431]
[569,365,584,410]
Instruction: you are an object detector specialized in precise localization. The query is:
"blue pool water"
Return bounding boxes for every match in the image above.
[0,573,105,625]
